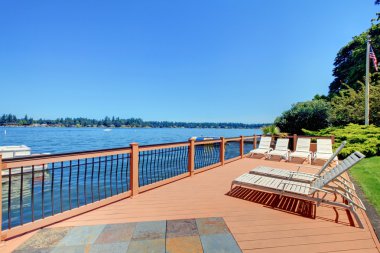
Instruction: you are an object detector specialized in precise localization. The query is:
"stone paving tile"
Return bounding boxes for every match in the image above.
[15,227,72,251]
[56,224,105,247]
[13,217,243,253]
[94,223,136,244]
[200,233,242,253]
[132,220,166,240]
[166,219,198,238]
[126,238,165,253]
[196,217,230,235]
[50,245,87,253]
[13,248,52,253]
[166,235,203,253]
[89,242,130,253]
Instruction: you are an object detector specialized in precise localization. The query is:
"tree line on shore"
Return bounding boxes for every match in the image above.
[274,2,380,135]
[0,114,266,129]
[271,1,380,158]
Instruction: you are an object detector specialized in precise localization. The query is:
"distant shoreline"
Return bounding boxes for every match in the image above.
[0,114,267,129]
[0,125,262,130]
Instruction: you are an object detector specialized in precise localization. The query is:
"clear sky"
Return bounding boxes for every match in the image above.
[0,1,377,123]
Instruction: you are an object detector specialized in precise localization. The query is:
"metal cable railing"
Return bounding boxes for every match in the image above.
[2,153,130,230]
[194,143,220,169]
[225,141,241,160]
[138,146,188,187]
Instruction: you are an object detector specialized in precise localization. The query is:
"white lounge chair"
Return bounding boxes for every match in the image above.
[289,138,312,163]
[250,141,346,183]
[248,136,272,157]
[266,138,290,161]
[314,138,335,161]
[231,151,366,228]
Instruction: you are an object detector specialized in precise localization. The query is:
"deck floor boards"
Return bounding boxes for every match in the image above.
[1,158,379,253]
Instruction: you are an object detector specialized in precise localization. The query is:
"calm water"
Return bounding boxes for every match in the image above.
[1,127,261,230]
[0,127,261,154]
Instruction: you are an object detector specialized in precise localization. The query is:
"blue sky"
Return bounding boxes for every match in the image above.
[0,1,377,123]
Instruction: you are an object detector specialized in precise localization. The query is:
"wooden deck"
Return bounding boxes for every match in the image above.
[2,158,380,253]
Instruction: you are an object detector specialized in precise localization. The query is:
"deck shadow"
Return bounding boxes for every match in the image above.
[227,186,316,219]
[227,186,356,227]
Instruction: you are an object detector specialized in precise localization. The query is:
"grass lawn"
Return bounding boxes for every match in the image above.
[350,156,380,214]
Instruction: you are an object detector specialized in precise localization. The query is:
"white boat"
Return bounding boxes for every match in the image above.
[0,145,31,159]
[1,145,49,179]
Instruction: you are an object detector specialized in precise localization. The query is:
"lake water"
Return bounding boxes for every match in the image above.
[0,127,262,154]
[1,127,262,230]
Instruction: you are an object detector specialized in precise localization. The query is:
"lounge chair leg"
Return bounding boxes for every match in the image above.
[350,208,364,229]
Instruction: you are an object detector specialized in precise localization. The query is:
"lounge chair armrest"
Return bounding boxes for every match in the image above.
[289,171,318,178]
[307,186,334,195]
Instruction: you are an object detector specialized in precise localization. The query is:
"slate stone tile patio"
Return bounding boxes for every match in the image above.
[13,217,242,253]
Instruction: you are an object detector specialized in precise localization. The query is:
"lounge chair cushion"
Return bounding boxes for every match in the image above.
[290,151,311,159]
[233,173,311,195]
[250,166,316,182]
[268,150,288,157]
[249,148,270,155]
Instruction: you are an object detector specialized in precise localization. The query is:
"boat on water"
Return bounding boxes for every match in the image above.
[0,145,32,159]
[1,145,49,179]
[190,136,220,141]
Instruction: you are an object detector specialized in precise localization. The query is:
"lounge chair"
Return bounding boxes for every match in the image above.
[250,141,346,183]
[248,136,272,157]
[266,138,290,161]
[289,138,312,163]
[314,138,335,162]
[231,151,366,228]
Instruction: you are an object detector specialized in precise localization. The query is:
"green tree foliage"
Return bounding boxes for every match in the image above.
[261,125,280,135]
[274,100,331,134]
[329,24,380,96]
[0,113,266,129]
[329,80,380,126]
[303,124,380,158]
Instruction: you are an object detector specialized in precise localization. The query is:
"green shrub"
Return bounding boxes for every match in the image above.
[261,125,280,135]
[303,124,380,158]
[274,99,331,135]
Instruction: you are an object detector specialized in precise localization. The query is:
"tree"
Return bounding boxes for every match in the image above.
[329,80,380,126]
[274,100,331,134]
[329,24,380,96]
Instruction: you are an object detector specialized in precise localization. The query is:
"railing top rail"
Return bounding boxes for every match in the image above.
[194,139,221,145]
[1,134,335,169]
[225,137,241,141]
[1,147,132,170]
[252,134,334,139]
[140,142,190,151]
[138,140,189,149]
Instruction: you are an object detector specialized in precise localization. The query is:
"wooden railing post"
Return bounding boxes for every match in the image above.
[0,155,2,241]
[253,134,257,149]
[188,139,195,176]
[130,143,139,196]
[220,137,225,165]
[240,136,244,158]
[331,135,335,144]
[293,134,298,151]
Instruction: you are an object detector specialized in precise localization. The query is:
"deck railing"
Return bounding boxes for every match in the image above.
[0,134,334,240]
